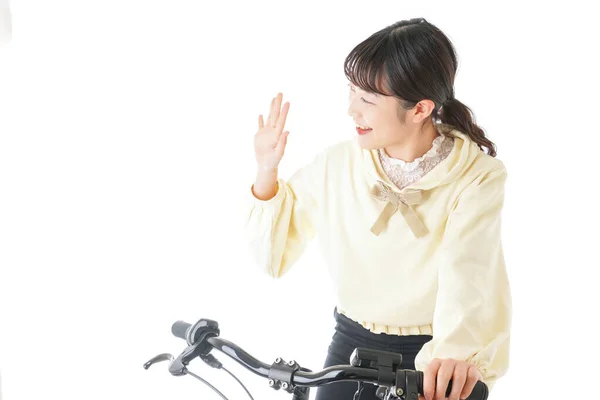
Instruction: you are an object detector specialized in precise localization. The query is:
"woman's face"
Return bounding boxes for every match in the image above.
[347,82,408,150]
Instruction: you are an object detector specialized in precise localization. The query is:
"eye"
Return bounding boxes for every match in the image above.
[348,84,374,104]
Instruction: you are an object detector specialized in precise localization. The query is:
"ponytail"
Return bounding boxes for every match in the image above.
[440,98,497,157]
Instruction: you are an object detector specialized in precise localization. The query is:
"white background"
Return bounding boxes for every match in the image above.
[1,1,599,399]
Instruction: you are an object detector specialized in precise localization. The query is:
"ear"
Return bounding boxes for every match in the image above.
[410,99,436,123]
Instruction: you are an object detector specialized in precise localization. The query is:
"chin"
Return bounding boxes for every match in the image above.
[356,134,381,150]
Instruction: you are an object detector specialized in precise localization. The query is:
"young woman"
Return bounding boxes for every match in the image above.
[246,18,511,400]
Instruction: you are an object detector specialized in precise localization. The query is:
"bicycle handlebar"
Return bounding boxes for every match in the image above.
[167,320,488,400]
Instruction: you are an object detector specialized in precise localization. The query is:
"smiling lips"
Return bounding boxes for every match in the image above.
[356,125,372,135]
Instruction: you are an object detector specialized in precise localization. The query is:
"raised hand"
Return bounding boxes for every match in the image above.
[254,92,290,171]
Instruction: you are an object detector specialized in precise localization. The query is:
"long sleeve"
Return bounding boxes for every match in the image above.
[244,151,327,278]
[414,164,511,390]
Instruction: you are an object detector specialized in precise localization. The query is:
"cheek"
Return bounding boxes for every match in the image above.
[370,112,403,138]
[366,111,388,130]
[379,109,403,128]
[363,108,378,126]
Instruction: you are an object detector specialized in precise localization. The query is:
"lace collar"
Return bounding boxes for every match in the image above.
[379,134,447,173]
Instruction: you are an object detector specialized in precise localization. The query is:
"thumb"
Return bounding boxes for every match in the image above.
[275,131,289,156]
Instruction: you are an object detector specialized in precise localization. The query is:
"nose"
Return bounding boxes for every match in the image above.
[347,95,359,119]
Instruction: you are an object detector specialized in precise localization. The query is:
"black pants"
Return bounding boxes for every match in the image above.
[315,308,432,400]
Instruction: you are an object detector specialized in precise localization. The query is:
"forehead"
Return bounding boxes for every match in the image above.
[349,82,382,97]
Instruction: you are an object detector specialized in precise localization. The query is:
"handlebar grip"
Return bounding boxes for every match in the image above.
[416,371,488,400]
[171,321,192,341]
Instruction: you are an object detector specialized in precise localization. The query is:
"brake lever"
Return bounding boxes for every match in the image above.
[142,351,188,377]
[143,353,175,370]
[143,351,230,400]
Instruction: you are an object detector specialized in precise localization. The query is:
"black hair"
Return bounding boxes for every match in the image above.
[344,18,496,157]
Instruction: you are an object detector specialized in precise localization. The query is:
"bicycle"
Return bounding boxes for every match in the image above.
[144,318,489,400]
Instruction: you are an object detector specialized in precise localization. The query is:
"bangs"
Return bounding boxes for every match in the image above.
[344,33,392,96]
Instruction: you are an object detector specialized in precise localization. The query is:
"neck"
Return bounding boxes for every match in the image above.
[383,123,439,161]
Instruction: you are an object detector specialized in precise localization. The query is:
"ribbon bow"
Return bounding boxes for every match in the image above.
[370,181,428,238]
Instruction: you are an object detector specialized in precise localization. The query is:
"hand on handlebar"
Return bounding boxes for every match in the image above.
[420,358,483,400]
[146,319,489,400]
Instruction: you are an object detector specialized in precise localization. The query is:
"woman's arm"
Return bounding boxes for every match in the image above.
[244,92,325,278]
[245,151,326,278]
[415,164,511,400]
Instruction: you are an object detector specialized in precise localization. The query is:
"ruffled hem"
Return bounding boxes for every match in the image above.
[337,308,433,336]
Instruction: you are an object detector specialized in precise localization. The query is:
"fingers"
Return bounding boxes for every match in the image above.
[258,115,264,130]
[266,93,285,127]
[423,359,441,400]
[435,360,455,400]
[267,97,275,127]
[271,93,283,126]
[460,365,480,400]
[447,362,468,400]
[267,93,282,127]
[423,359,480,400]
[276,101,290,133]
